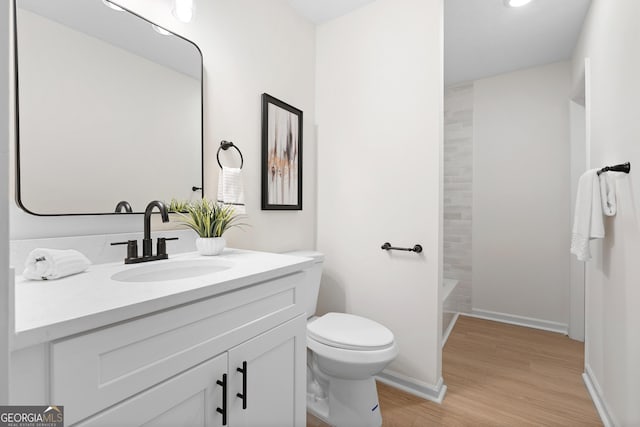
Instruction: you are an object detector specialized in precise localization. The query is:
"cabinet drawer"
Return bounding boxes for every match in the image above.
[52,272,303,425]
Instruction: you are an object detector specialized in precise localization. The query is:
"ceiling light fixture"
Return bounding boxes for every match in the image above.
[504,0,533,7]
[102,0,124,12]
[172,0,194,23]
[151,24,171,36]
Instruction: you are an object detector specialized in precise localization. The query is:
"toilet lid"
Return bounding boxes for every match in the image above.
[307,313,394,351]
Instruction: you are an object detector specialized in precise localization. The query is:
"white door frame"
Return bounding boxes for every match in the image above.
[568,58,591,342]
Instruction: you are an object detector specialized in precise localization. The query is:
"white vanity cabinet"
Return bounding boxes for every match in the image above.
[11,268,308,427]
[77,316,306,427]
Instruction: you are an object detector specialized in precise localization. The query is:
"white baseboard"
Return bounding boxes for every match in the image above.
[442,313,459,347]
[582,365,616,427]
[467,309,568,335]
[376,370,447,404]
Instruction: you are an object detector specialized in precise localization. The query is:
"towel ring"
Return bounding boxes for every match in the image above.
[216,140,244,169]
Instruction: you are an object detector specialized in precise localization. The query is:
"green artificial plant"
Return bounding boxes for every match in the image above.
[169,198,245,238]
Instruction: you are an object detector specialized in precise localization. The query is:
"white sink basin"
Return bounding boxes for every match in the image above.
[111,259,233,283]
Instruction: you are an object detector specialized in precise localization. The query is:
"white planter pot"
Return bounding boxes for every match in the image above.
[196,237,226,256]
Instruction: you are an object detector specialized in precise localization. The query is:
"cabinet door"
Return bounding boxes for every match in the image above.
[228,315,306,427]
[77,353,228,427]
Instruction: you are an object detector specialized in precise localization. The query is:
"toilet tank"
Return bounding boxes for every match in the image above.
[285,250,324,319]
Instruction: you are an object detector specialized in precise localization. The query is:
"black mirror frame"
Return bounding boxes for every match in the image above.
[12,0,204,216]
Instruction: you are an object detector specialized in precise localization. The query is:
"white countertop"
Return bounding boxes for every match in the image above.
[13,249,312,350]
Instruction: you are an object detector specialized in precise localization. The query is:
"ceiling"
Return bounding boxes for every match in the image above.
[445,0,592,85]
[287,0,375,24]
[288,0,591,86]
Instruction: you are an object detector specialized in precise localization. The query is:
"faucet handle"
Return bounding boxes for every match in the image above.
[157,237,179,256]
[111,240,139,260]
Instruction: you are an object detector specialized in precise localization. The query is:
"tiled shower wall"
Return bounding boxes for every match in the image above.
[443,83,473,314]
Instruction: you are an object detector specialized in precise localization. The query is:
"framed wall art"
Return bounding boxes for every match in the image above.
[261,93,303,210]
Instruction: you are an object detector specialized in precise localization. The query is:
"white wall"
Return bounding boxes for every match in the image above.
[316,0,444,394]
[572,1,640,424]
[472,62,571,328]
[10,0,317,254]
[0,0,10,404]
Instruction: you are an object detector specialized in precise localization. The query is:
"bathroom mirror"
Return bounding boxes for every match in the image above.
[14,0,203,215]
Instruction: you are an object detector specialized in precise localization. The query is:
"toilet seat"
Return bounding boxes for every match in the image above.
[307,313,395,351]
[307,334,399,367]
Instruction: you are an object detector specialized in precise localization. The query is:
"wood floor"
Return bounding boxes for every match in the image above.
[307,315,602,426]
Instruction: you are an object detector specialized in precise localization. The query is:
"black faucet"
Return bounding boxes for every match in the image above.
[111,200,178,264]
[143,200,169,257]
[114,200,133,213]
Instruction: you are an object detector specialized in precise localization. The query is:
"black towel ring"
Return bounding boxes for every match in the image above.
[216,140,244,169]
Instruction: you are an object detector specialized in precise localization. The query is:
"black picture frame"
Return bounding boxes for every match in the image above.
[261,93,303,210]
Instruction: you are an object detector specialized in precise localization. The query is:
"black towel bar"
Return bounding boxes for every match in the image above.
[381,242,423,253]
[597,162,630,176]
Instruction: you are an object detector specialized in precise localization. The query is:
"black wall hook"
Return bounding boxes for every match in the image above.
[217,140,244,169]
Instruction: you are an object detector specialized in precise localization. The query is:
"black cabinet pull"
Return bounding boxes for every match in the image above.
[236,361,247,410]
[216,373,227,426]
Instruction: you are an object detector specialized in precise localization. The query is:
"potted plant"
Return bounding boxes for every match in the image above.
[169,198,245,256]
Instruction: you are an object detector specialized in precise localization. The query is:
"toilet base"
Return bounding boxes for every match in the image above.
[307,377,382,427]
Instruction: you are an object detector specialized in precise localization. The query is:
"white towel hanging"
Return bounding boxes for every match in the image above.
[599,172,617,216]
[217,166,246,214]
[571,169,604,262]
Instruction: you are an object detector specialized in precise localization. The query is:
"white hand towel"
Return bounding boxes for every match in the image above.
[23,248,91,281]
[217,166,246,214]
[571,170,605,262]
[599,172,617,216]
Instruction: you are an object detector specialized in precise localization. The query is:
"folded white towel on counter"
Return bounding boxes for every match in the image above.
[571,170,605,262]
[23,248,91,281]
[217,166,246,214]
[599,172,617,216]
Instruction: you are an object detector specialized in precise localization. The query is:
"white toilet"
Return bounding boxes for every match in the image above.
[286,251,399,427]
